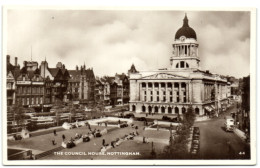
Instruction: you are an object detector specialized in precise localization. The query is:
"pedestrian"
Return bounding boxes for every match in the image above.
[52,138,56,145]
[62,134,66,141]
[102,139,105,146]
[143,136,146,143]
[111,141,115,148]
[53,129,57,136]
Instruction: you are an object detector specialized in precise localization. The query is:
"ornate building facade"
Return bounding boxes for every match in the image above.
[129,15,229,116]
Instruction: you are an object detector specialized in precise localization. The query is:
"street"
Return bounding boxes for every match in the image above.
[195,105,250,159]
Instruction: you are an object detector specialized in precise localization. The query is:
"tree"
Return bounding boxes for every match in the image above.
[10,104,27,132]
[182,106,196,128]
[161,106,195,159]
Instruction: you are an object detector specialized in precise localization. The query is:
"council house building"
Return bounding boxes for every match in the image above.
[129,14,230,116]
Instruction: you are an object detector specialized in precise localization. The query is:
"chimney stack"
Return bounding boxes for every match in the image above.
[7,55,10,64]
[15,57,18,66]
[24,61,27,67]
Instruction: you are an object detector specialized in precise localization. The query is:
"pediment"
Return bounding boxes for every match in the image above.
[141,73,187,80]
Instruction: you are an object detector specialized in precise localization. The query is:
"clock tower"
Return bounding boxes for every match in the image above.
[170,14,200,70]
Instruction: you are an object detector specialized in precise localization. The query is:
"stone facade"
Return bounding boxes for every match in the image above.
[129,15,229,116]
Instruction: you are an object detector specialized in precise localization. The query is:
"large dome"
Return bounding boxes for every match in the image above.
[175,14,197,40]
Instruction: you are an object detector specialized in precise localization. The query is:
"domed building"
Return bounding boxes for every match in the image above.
[129,14,230,117]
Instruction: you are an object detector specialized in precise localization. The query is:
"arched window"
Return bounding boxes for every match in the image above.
[195,107,200,115]
[180,61,185,68]
[142,83,146,88]
[181,83,186,88]
[154,106,159,113]
[161,107,165,113]
[142,106,146,112]
[168,107,172,114]
[175,107,179,114]
[132,105,136,112]
[148,106,152,113]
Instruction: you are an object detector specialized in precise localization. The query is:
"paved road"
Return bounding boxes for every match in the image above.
[195,105,250,159]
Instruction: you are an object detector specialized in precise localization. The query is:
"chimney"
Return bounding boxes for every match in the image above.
[24,61,27,67]
[76,65,79,71]
[15,57,18,66]
[7,55,10,64]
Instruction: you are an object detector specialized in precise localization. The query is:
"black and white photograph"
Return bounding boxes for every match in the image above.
[2,6,256,165]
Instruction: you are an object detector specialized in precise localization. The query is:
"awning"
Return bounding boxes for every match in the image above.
[211,105,215,110]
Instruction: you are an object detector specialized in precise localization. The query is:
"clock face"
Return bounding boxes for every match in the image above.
[180,36,185,42]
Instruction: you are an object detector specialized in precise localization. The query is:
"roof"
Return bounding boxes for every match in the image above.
[48,68,60,77]
[175,14,197,40]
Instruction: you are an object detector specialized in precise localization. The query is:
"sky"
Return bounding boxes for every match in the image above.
[6,10,250,78]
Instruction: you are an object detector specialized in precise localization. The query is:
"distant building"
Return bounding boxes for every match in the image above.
[241,76,250,132]
[115,73,129,104]
[40,61,70,105]
[15,61,45,111]
[6,55,19,106]
[68,65,95,105]
[95,78,104,104]
[128,64,138,76]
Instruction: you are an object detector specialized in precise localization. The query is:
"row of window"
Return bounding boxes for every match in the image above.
[176,61,189,68]
[143,91,187,103]
[17,97,43,105]
[132,105,194,114]
[17,86,44,94]
[142,82,187,88]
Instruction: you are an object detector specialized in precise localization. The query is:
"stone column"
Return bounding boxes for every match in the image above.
[172,82,175,103]
[177,45,179,56]
[152,82,155,102]
[179,82,182,103]
[139,83,142,101]
[186,82,189,103]
[165,82,168,102]
[196,45,199,57]
[146,82,148,102]
[159,82,161,102]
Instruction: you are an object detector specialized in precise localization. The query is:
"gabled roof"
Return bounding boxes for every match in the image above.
[48,68,60,77]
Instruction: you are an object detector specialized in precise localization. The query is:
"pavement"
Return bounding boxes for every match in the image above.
[39,121,169,160]
[195,105,250,159]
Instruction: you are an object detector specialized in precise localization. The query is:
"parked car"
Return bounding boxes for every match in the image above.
[192,143,200,150]
[193,134,200,140]
[124,113,135,118]
[192,139,200,145]
[137,117,146,121]
[193,127,200,135]
[190,148,199,155]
